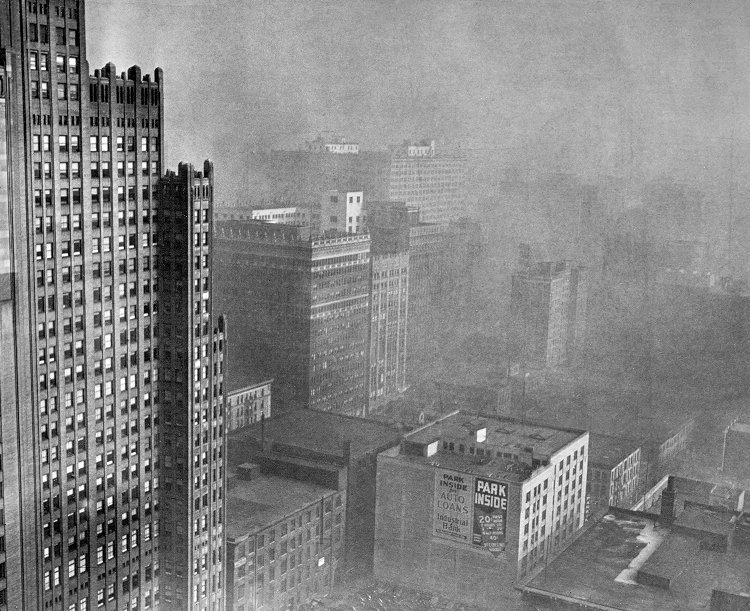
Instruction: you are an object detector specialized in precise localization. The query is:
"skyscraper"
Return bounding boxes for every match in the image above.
[0,3,224,609]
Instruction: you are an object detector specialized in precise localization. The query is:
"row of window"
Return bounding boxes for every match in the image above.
[28,23,79,47]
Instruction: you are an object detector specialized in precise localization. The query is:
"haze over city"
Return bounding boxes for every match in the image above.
[2,0,750,609]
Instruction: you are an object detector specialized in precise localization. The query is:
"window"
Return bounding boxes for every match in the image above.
[30,51,38,71]
[101,136,109,152]
[57,83,67,100]
[56,54,66,73]
[90,136,98,153]
[69,57,78,74]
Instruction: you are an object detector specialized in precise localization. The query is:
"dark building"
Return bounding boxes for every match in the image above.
[368,251,409,412]
[0,4,223,609]
[157,163,226,610]
[225,462,346,611]
[216,220,371,416]
[228,410,401,583]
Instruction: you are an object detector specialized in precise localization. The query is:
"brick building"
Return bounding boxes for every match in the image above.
[375,412,588,608]
[226,380,272,433]
[215,221,370,416]
[225,462,345,611]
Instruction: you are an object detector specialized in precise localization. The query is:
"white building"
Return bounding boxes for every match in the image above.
[320,190,367,235]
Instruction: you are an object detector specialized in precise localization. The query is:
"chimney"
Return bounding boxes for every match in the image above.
[661,476,677,523]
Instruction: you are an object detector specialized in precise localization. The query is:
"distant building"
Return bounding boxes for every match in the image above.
[320,190,366,235]
[587,434,641,516]
[388,139,467,224]
[722,420,750,483]
[368,252,409,411]
[522,477,750,610]
[226,380,272,432]
[216,220,371,415]
[228,410,402,582]
[511,256,588,367]
[250,206,312,226]
[225,462,345,611]
[306,135,360,155]
[375,412,589,608]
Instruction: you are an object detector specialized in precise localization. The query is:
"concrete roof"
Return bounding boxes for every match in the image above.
[523,508,750,611]
[407,412,584,459]
[229,409,401,459]
[588,434,641,469]
[225,473,334,540]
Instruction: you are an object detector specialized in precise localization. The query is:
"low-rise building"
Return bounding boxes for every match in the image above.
[226,380,273,433]
[374,411,588,608]
[228,410,402,583]
[587,434,641,516]
[225,463,345,611]
[522,477,750,611]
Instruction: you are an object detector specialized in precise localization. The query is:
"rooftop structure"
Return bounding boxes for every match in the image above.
[306,135,360,154]
[522,496,750,611]
[375,411,588,607]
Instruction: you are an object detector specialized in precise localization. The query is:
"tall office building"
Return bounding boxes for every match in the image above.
[0,3,224,609]
[388,139,467,225]
[215,220,370,416]
[368,252,409,411]
[157,163,226,610]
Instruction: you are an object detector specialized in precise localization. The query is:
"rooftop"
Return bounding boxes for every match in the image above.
[523,507,750,611]
[229,410,401,459]
[588,434,641,469]
[225,471,334,540]
[395,449,534,483]
[406,412,584,460]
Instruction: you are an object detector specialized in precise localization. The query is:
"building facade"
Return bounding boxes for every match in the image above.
[368,252,409,412]
[375,412,588,608]
[305,136,359,155]
[511,259,588,368]
[319,190,365,236]
[228,410,401,584]
[216,220,370,416]
[587,435,641,517]
[225,463,345,611]
[388,140,466,225]
[226,380,272,433]
[722,420,750,483]
[157,163,226,610]
[0,4,224,609]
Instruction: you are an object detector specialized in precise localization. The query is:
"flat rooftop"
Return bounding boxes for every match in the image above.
[523,508,750,611]
[588,434,640,469]
[407,412,584,459]
[394,450,534,483]
[226,472,334,540]
[229,410,401,459]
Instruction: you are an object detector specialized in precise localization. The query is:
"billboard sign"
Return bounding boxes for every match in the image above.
[433,469,472,543]
[472,476,508,555]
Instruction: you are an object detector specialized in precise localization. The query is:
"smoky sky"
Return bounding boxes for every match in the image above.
[86,0,750,203]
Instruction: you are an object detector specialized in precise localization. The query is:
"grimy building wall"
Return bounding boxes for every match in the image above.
[216,221,370,416]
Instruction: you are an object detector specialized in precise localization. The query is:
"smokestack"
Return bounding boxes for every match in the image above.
[260,412,265,451]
